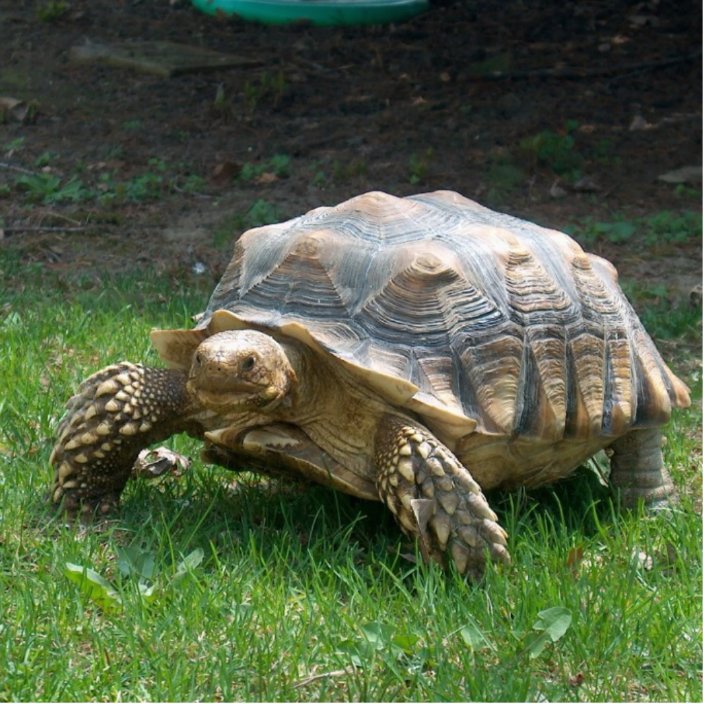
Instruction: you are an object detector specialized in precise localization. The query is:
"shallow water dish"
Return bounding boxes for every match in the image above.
[191,0,429,25]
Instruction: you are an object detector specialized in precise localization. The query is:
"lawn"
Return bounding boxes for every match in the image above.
[0,246,701,702]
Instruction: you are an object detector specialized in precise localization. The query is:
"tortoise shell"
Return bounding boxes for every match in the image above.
[153,190,689,455]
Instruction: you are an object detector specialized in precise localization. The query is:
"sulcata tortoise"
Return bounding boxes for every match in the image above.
[51,190,690,577]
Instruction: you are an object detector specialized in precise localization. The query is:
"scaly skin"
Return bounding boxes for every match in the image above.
[609,428,675,508]
[375,415,510,578]
[51,362,199,516]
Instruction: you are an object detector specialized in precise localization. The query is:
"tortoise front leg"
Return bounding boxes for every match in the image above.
[51,362,198,516]
[375,415,510,579]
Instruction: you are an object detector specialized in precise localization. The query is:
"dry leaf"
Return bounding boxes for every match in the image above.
[657,166,702,184]
[211,160,239,183]
[255,171,279,185]
[0,96,37,124]
[566,546,584,575]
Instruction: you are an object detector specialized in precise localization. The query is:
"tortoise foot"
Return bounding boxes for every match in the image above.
[609,428,677,509]
[51,362,192,512]
[375,416,510,579]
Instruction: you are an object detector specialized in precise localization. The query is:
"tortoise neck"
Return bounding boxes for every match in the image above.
[278,341,322,414]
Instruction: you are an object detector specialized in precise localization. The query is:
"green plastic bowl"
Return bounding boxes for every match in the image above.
[192,0,429,25]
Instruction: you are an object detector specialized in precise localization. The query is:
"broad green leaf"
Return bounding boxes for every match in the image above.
[138,581,158,603]
[361,621,391,649]
[336,639,365,668]
[64,563,122,612]
[174,547,204,579]
[459,622,493,651]
[117,545,156,580]
[533,607,572,641]
[523,607,572,659]
[523,630,552,659]
[391,632,419,655]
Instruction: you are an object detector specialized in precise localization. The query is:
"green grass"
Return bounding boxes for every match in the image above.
[572,210,702,248]
[0,245,701,701]
[519,123,584,180]
[2,155,208,207]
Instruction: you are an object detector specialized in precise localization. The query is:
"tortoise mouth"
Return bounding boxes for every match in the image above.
[188,379,286,412]
[188,383,265,409]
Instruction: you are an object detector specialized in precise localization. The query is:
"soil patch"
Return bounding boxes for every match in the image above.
[1,0,701,292]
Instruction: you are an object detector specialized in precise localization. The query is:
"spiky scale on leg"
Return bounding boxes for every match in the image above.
[374,415,510,578]
[51,362,197,516]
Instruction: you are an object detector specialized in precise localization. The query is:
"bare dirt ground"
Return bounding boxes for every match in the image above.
[1,0,701,298]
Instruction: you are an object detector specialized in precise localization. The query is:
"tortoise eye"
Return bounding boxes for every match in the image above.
[240,355,255,372]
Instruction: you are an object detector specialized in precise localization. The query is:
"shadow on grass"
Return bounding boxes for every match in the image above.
[33,458,626,581]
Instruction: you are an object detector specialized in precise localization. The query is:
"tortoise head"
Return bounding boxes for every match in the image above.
[187,330,297,412]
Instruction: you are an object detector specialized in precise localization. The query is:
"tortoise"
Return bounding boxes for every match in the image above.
[51,190,690,577]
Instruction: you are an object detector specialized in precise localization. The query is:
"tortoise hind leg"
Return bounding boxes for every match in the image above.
[374,415,510,579]
[51,362,196,516]
[609,428,675,508]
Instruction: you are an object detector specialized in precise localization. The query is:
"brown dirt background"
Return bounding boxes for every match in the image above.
[1,0,701,297]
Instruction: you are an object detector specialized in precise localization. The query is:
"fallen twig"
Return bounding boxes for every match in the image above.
[293,666,356,690]
[2,225,87,233]
[466,50,701,82]
[0,161,41,176]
